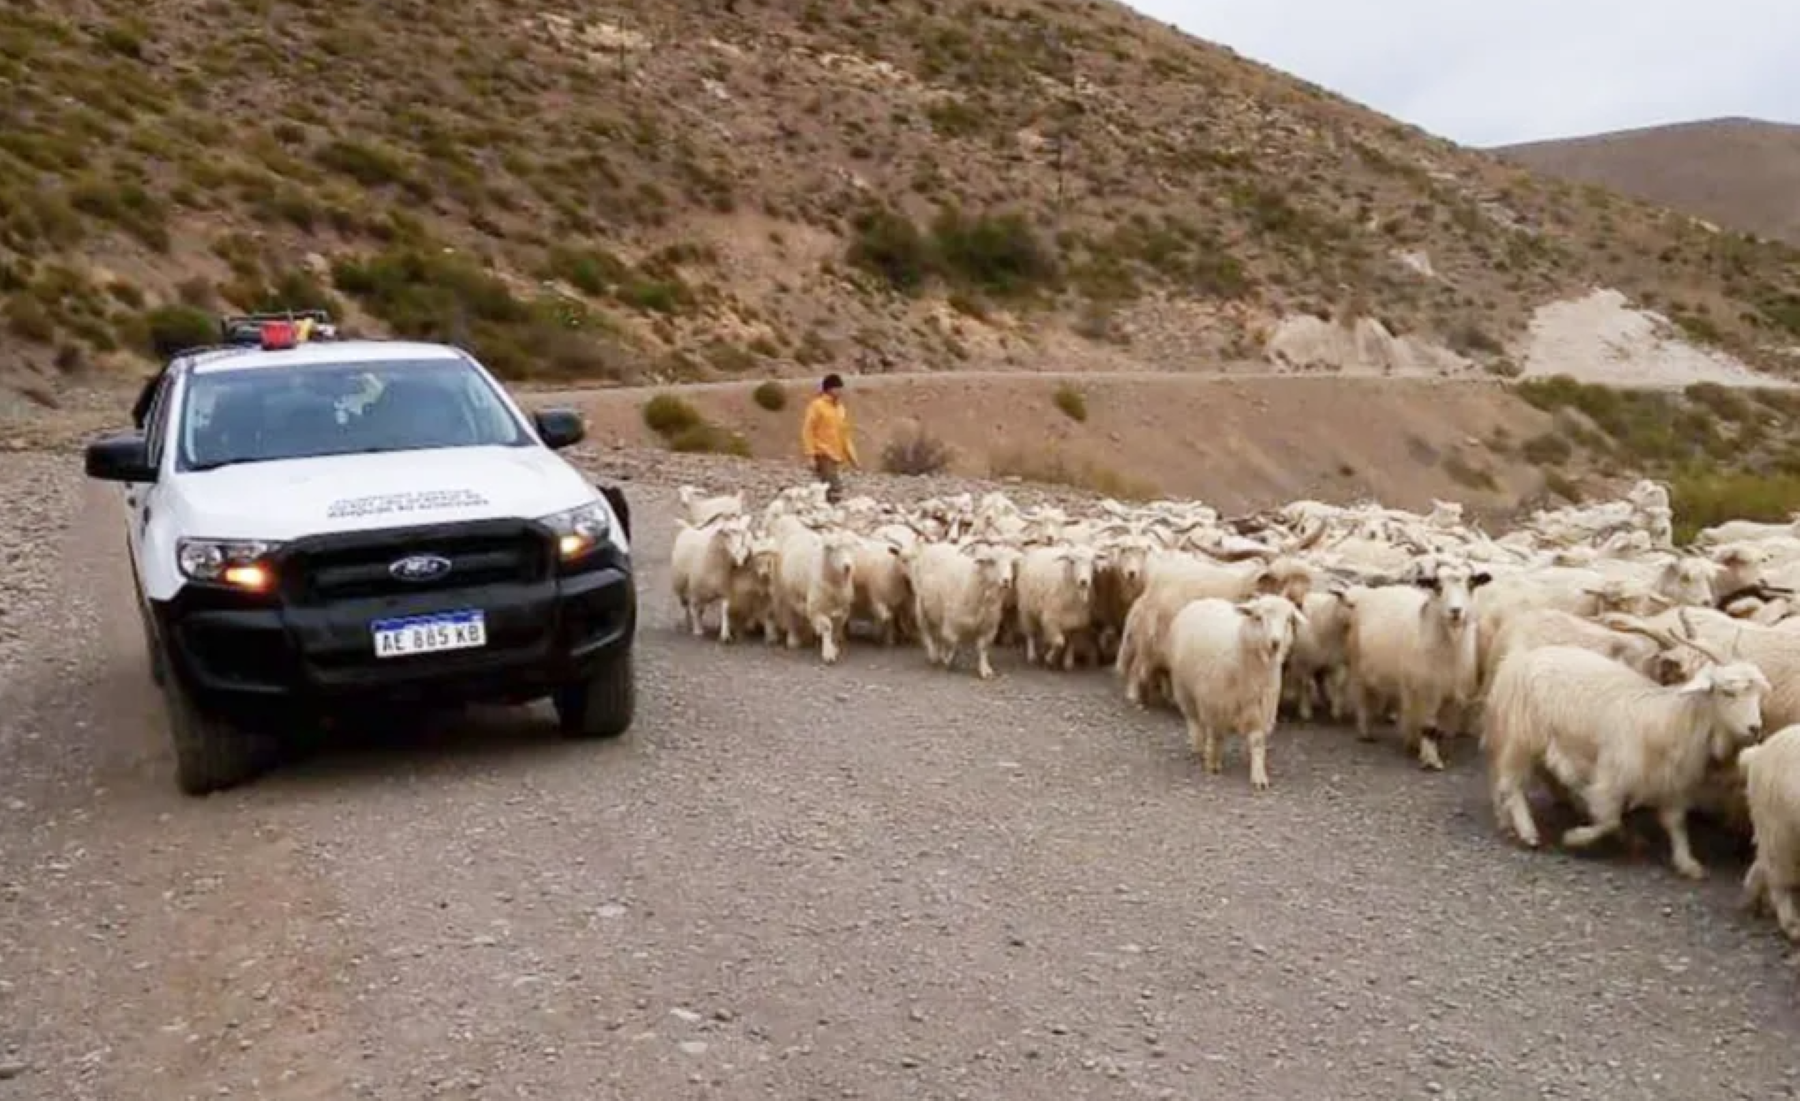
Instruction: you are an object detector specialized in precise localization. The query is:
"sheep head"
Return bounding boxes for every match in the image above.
[1409,558,1491,630]
[1675,660,1772,759]
[1239,594,1304,661]
[1055,544,1100,601]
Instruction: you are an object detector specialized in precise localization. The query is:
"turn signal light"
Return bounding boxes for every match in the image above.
[222,563,273,592]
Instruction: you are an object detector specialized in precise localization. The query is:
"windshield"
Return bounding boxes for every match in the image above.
[177,357,530,471]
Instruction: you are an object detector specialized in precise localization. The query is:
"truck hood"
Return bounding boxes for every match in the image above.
[170,446,597,540]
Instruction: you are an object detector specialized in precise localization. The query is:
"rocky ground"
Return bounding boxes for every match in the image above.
[3,446,1800,1100]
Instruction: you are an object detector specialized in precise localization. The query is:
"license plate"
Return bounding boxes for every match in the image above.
[371,610,487,659]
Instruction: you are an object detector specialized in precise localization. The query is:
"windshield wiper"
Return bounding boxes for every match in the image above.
[186,455,276,472]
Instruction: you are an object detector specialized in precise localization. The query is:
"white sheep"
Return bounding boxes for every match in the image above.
[1014,543,1100,670]
[1282,589,1352,722]
[1115,553,1315,708]
[1738,724,1800,940]
[1341,557,1490,771]
[722,534,780,645]
[849,534,912,646]
[669,514,757,642]
[906,542,1020,679]
[1481,631,1770,879]
[1164,595,1304,790]
[772,526,860,664]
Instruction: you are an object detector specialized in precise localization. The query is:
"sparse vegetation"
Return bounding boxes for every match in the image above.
[1052,383,1087,422]
[1,0,1797,387]
[988,447,1156,500]
[751,380,789,412]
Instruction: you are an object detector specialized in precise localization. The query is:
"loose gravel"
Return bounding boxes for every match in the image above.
[2,446,1800,1100]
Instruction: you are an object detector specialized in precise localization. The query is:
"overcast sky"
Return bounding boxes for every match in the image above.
[1123,0,1800,147]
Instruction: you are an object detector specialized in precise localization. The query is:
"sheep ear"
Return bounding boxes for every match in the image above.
[1675,666,1717,694]
[1471,571,1493,588]
[1414,576,1441,591]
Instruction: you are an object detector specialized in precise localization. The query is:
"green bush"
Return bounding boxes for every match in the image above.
[928,206,1058,298]
[1052,383,1087,422]
[331,246,621,380]
[141,304,214,358]
[642,393,701,436]
[846,206,932,293]
[1670,471,1800,544]
[1520,431,1574,465]
[751,380,788,412]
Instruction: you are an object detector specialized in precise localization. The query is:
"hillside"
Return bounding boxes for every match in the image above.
[4,0,1800,403]
[1495,118,1800,249]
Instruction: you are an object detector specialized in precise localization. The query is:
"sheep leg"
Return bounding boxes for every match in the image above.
[1742,861,1771,916]
[1655,803,1706,880]
[1766,875,1800,942]
[919,623,941,665]
[1045,628,1066,669]
[685,597,706,637]
[718,598,734,644]
[1562,783,1625,851]
[1247,727,1271,791]
[1325,667,1351,722]
[1294,673,1316,722]
[940,637,960,670]
[975,636,996,680]
[1202,727,1223,775]
[814,614,841,665]
[1351,683,1378,743]
[1417,728,1446,772]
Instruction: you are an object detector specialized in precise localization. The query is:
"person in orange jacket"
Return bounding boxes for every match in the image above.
[800,373,858,502]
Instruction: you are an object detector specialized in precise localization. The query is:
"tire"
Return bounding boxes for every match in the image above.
[552,648,636,740]
[139,602,167,688]
[157,644,275,796]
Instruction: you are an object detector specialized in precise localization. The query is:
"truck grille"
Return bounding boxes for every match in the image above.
[284,523,549,604]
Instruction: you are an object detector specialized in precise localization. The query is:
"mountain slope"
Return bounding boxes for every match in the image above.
[1494,118,1800,248]
[3,0,1799,395]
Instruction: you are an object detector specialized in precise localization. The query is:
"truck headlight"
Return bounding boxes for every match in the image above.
[177,537,282,591]
[539,500,617,561]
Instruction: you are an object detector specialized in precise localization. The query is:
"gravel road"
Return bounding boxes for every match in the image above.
[4,448,1800,1101]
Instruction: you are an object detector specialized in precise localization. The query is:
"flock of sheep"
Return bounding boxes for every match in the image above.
[666,478,1800,944]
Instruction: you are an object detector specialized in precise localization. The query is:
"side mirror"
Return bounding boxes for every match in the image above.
[533,407,586,451]
[85,431,157,483]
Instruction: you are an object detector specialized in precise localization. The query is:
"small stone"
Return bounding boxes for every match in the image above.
[670,1008,703,1024]
[678,1040,708,1056]
[0,1060,27,1080]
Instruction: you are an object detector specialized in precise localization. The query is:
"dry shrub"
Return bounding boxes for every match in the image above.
[881,422,953,475]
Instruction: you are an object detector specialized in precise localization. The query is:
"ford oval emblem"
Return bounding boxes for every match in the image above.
[389,553,453,582]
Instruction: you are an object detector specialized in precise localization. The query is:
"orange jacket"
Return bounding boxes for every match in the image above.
[801,393,857,465]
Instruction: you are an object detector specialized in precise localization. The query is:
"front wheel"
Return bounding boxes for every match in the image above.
[552,648,636,739]
[158,645,276,795]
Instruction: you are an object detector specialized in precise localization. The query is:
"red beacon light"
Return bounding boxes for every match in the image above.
[259,319,297,350]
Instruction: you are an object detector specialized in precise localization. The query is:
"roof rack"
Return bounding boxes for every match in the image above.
[219,309,339,346]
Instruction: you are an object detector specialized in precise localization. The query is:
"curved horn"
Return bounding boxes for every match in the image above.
[1675,608,1732,666]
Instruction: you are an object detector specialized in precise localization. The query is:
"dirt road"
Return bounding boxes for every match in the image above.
[4,453,1800,1100]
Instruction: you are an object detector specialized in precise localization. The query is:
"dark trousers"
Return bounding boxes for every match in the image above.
[812,455,843,502]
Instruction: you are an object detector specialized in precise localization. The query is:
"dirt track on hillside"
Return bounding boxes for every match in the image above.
[4,454,1800,1099]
